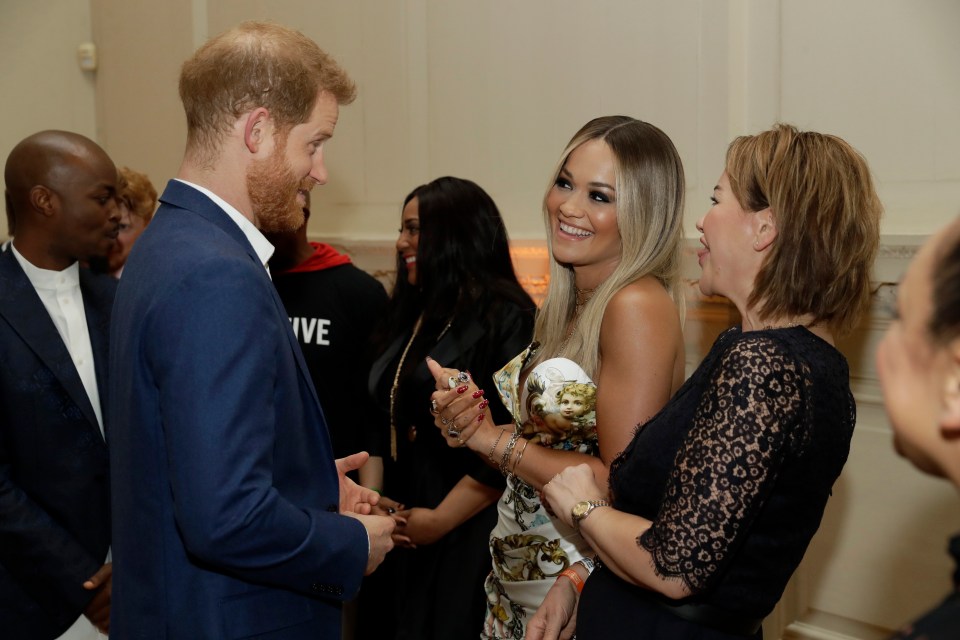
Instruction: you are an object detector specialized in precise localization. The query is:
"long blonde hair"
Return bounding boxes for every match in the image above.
[529,116,685,379]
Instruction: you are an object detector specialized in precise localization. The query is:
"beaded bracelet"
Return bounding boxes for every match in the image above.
[558,567,584,593]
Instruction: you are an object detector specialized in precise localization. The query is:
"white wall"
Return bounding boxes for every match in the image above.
[11,1,957,242]
[0,0,98,233]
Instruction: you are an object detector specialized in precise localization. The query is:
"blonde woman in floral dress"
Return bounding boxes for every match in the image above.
[428,116,686,639]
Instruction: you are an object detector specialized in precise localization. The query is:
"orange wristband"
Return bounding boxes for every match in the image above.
[558,567,584,593]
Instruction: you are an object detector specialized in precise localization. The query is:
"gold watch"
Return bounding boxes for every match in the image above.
[571,499,610,529]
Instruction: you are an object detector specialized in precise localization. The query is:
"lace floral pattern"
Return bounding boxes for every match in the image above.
[595,326,855,627]
[640,336,810,592]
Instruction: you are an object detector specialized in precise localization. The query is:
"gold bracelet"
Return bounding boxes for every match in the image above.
[511,438,530,473]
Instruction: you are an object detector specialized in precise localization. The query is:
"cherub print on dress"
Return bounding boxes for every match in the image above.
[522,360,597,447]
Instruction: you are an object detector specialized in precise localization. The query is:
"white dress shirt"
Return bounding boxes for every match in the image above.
[11,245,103,437]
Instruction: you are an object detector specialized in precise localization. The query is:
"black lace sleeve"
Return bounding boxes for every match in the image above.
[638,334,808,594]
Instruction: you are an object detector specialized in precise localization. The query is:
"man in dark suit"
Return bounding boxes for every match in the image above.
[108,22,395,639]
[0,130,121,638]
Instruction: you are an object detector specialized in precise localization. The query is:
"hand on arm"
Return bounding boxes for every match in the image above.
[542,464,688,599]
[545,337,800,601]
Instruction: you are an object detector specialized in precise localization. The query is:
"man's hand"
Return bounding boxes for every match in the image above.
[337,452,379,514]
[82,562,112,634]
[525,573,579,640]
[344,513,396,575]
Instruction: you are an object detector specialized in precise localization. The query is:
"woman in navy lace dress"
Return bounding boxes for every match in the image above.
[534,124,882,639]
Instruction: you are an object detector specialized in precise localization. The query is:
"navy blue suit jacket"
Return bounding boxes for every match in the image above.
[108,180,368,639]
[0,249,114,639]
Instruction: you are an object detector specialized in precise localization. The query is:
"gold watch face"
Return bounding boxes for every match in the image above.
[572,500,592,521]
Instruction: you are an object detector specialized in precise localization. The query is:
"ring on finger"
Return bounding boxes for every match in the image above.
[441,416,450,426]
[430,399,439,415]
[447,426,461,438]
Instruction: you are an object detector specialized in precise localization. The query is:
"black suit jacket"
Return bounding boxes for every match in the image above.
[0,248,115,639]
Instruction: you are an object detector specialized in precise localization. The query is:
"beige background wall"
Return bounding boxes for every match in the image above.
[3,1,960,638]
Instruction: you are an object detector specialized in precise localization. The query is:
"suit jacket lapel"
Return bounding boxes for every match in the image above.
[80,269,112,438]
[159,180,323,411]
[0,250,102,436]
[159,180,258,261]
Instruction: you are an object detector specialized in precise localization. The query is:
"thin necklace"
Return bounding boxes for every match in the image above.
[560,286,597,354]
[574,285,597,312]
[387,315,454,460]
[389,315,423,461]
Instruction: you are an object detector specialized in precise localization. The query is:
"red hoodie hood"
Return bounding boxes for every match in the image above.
[281,242,352,274]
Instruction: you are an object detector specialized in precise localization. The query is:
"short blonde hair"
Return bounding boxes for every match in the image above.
[179,21,356,160]
[725,124,882,336]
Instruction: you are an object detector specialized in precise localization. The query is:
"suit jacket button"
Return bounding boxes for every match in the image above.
[311,583,321,592]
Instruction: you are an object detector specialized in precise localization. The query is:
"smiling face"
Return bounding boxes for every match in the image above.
[545,138,621,284]
[877,221,960,479]
[249,90,339,233]
[695,172,765,309]
[396,197,420,285]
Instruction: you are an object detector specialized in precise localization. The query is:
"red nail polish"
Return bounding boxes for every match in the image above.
[456,385,468,394]
[477,413,485,423]
[479,399,489,410]
[472,389,485,399]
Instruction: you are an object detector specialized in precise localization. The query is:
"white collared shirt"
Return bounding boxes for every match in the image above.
[11,245,104,438]
[174,179,275,277]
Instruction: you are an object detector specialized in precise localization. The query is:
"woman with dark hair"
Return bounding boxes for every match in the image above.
[359,176,535,640]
